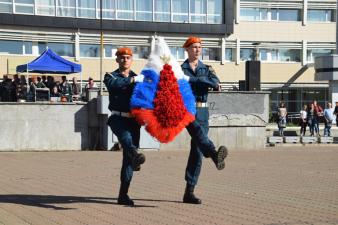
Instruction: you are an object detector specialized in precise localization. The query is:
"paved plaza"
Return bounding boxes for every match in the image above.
[0,146,337,225]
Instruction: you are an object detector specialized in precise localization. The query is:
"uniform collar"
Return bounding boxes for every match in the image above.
[182,59,206,70]
[112,69,137,77]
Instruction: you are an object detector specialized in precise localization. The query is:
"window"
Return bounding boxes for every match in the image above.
[77,0,96,18]
[79,44,113,57]
[240,48,254,61]
[172,0,188,23]
[170,47,185,60]
[80,44,100,57]
[207,0,222,24]
[260,8,268,20]
[202,48,220,61]
[271,49,278,61]
[307,49,334,62]
[271,9,278,20]
[190,0,206,23]
[241,8,300,21]
[117,0,133,20]
[23,41,32,54]
[225,48,233,61]
[129,46,150,59]
[39,42,74,57]
[56,0,76,17]
[0,0,12,13]
[36,0,55,15]
[104,45,113,57]
[308,9,333,22]
[136,0,152,21]
[259,49,278,61]
[240,8,260,21]
[154,0,170,22]
[14,0,34,14]
[278,9,300,21]
[279,49,301,62]
[98,0,115,19]
[0,40,32,55]
[260,49,267,61]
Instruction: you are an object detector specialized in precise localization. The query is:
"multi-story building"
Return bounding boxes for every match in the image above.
[0,0,336,113]
[230,0,336,113]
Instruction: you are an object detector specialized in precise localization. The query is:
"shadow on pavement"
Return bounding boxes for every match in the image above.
[0,194,115,210]
[0,194,159,209]
[134,198,182,204]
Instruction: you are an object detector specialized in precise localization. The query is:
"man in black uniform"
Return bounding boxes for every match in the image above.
[181,36,228,204]
[104,47,145,206]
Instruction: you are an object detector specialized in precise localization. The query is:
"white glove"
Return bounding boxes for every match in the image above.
[134,74,144,83]
[182,74,190,82]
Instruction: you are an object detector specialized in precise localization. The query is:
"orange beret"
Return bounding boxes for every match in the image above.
[183,36,202,48]
[115,47,133,56]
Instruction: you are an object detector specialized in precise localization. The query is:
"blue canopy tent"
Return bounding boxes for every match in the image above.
[16,48,82,95]
[16,48,81,74]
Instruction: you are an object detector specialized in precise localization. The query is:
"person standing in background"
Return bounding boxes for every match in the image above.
[59,76,72,102]
[277,102,287,136]
[85,77,98,89]
[307,103,316,136]
[299,104,307,136]
[323,102,334,137]
[71,77,82,101]
[313,100,323,136]
[333,101,338,127]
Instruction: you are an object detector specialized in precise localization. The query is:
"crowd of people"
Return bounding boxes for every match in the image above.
[277,100,338,137]
[0,74,97,102]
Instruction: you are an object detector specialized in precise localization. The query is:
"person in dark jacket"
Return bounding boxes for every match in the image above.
[103,47,145,206]
[180,36,228,204]
[334,101,338,127]
[59,76,72,102]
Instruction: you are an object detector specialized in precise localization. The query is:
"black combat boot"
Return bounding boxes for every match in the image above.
[183,184,202,204]
[211,146,228,170]
[128,150,146,171]
[117,182,134,206]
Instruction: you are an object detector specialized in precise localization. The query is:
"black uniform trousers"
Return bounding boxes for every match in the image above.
[185,107,213,186]
[108,115,140,184]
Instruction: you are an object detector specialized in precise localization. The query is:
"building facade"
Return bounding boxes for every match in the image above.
[0,0,336,113]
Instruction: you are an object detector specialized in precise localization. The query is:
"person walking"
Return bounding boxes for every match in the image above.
[103,47,145,206]
[180,36,228,204]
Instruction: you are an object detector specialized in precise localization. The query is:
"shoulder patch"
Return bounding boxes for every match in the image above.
[206,65,216,74]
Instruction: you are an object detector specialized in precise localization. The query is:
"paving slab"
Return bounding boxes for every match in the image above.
[0,147,338,225]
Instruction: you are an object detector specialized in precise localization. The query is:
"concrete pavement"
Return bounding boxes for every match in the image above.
[0,147,337,225]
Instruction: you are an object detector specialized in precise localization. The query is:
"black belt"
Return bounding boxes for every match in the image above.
[111,110,133,118]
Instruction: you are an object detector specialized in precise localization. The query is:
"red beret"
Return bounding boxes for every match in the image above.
[183,37,202,48]
[115,47,133,56]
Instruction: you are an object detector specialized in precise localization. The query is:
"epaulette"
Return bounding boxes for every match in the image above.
[104,72,116,79]
[205,65,216,74]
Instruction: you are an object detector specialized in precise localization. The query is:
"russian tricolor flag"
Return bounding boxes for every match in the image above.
[130,37,195,143]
